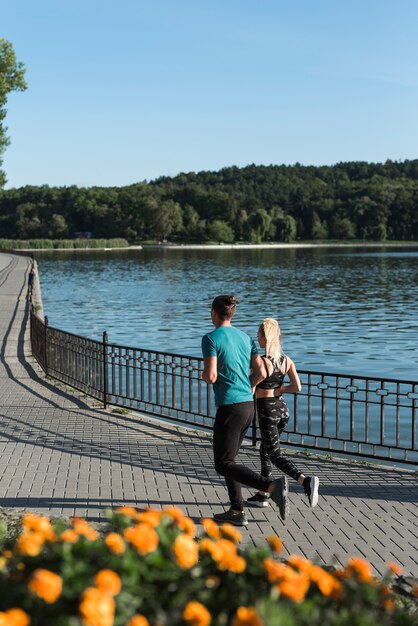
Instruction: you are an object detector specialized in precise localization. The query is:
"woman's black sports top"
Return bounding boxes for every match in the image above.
[257,355,287,389]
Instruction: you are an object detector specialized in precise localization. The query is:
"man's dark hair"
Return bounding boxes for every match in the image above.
[211,295,238,321]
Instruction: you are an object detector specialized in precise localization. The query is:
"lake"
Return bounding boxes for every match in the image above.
[35,245,418,382]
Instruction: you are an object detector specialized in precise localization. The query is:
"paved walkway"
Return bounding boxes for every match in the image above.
[0,252,417,577]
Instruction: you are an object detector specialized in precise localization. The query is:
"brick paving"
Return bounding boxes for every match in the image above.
[0,252,417,577]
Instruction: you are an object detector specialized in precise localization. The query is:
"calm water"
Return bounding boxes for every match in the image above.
[35,246,418,381]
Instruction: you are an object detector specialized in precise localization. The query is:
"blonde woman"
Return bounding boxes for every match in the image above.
[248,318,319,508]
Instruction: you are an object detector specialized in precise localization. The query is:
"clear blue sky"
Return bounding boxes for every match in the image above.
[3,0,418,188]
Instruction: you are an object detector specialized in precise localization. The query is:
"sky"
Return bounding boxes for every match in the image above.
[2,0,418,188]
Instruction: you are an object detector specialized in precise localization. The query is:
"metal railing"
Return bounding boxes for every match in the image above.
[30,309,418,465]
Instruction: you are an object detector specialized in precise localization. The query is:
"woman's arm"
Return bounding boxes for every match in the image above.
[277,357,301,394]
[202,356,218,384]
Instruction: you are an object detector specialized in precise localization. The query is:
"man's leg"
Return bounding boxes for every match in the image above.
[213,404,251,511]
[213,401,271,510]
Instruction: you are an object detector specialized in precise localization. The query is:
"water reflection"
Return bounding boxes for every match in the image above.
[35,247,418,380]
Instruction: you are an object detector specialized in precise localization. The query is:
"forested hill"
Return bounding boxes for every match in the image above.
[1,159,418,243]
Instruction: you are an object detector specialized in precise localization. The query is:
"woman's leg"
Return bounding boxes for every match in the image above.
[260,439,273,479]
[257,398,301,481]
[213,401,271,511]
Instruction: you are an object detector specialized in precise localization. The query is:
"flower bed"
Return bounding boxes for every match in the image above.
[0,506,416,626]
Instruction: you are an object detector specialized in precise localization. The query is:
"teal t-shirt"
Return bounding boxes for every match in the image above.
[201,326,258,407]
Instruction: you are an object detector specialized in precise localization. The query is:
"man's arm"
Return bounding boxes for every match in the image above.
[249,354,267,391]
[202,356,218,384]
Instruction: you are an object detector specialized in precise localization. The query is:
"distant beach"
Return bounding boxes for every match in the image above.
[5,241,418,252]
[141,241,418,250]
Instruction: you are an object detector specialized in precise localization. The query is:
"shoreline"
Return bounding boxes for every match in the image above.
[4,241,418,252]
[141,241,418,250]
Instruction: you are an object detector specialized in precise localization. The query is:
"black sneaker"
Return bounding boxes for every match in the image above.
[247,492,270,508]
[303,476,319,508]
[213,509,248,527]
[269,476,289,521]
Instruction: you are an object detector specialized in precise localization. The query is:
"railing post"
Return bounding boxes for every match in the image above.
[44,315,49,377]
[103,331,108,409]
[30,305,34,352]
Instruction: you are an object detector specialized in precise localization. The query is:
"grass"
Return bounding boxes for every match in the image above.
[0,238,129,250]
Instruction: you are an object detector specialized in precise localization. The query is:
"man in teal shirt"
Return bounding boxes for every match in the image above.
[202,294,289,526]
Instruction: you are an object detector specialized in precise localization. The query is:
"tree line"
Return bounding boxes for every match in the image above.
[1,159,418,243]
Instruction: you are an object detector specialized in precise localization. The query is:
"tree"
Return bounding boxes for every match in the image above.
[149,200,183,241]
[275,214,297,242]
[206,220,234,243]
[246,208,272,242]
[0,39,27,187]
[182,204,205,240]
[49,213,69,238]
[310,211,329,240]
[330,215,356,239]
[15,203,43,238]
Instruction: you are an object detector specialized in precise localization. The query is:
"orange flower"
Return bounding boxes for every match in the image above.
[177,516,196,536]
[232,607,263,626]
[263,558,291,583]
[347,558,374,583]
[28,569,62,603]
[201,519,220,539]
[212,539,246,573]
[387,562,402,576]
[266,535,283,554]
[333,568,350,580]
[199,538,222,560]
[79,587,115,626]
[172,534,199,568]
[134,510,162,528]
[383,598,396,612]
[205,576,219,589]
[182,601,211,626]
[126,616,150,626]
[94,570,122,596]
[105,533,126,555]
[124,523,159,555]
[116,506,137,518]
[412,586,418,598]
[22,513,56,542]
[264,558,311,603]
[16,532,44,557]
[225,554,245,574]
[279,573,310,603]
[219,523,242,544]
[0,608,30,626]
[162,506,184,522]
[287,555,314,574]
[309,566,342,599]
[381,584,392,596]
[71,518,99,541]
[60,529,79,544]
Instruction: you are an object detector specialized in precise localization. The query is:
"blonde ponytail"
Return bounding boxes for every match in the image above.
[259,318,283,369]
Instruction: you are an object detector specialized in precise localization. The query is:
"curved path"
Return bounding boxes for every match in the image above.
[0,252,417,577]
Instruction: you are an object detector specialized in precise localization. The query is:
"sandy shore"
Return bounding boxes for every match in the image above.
[3,241,418,252]
[141,241,418,250]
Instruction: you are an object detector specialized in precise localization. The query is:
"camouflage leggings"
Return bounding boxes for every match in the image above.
[256,397,301,482]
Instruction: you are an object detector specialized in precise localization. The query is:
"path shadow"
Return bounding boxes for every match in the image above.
[1,291,92,412]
